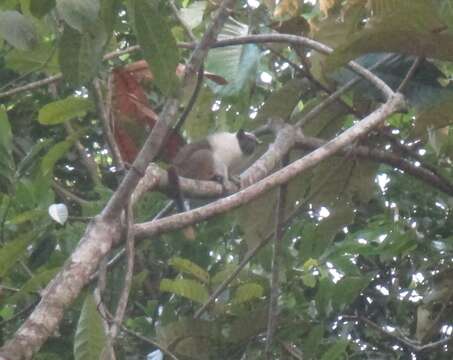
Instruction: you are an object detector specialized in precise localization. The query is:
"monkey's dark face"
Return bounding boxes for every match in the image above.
[236,129,261,155]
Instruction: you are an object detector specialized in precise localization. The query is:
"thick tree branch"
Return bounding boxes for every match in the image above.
[241,120,299,187]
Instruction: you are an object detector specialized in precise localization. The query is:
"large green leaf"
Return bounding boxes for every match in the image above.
[99,0,119,42]
[255,78,307,123]
[41,130,83,176]
[74,293,107,360]
[413,96,453,137]
[228,306,268,343]
[157,318,218,359]
[299,205,354,263]
[6,267,60,304]
[325,0,453,72]
[30,0,55,18]
[16,139,52,177]
[0,10,37,50]
[0,231,34,277]
[0,108,15,190]
[309,157,378,206]
[38,96,92,125]
[332,276,370,309]
[160,278,208,304]
[56,0,100,32]
[184,87,215,139]
[232,283,264,304]
[168,257,209,284]
[132,0,179,96]
[206,18,260,98]
[58,25,104,85]
[179,1,206,30]
[5,43,59,74]
[302,325,325,358]
[320,340,349,360]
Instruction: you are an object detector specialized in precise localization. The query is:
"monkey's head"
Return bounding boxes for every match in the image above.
[236,129,261,155]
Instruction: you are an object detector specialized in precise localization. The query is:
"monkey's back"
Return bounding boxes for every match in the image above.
[171,141,216,180]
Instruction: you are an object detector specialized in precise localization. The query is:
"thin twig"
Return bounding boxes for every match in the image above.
[184,0,235,78]
[297,54,395,127]
[265,155,289,358]
[64,121,100,184]
[110,202,135,339]
[51,179,91,206]
[92,78,124,170]
[397,57,423,93]
[173,65,205,133]
[280,341,304,360]
[169,1,196,41]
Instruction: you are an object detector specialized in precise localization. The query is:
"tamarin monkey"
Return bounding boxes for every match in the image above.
[167,130,261,238]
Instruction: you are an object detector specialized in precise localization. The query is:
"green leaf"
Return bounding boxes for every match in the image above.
[160,278,208,304]
[99,0,119,41]
[211,264,243,286]
[168,257,209,284]
[320,340,349,360]
[179,1,206,30]
[132,0,179,96]
[228,306,268,342]
[207,41,260,98]
[8,209,46,225]
[184,87,215,139]
[30,0,55,18]
[299,205,354,262]
[325,1,453,72]
[41,130,82,176]
[38,97,92,125]
[413,96,453,137]
[56,0,100,32]
[0,108,15,189]
[58,25,104,85]
[16,139,52,177]
[74,293,107,360]
[157,318,218,359]
[302,274,317,288]
[233,283,264,304]
[41,141,73,176]
[333,276,370,308]
[7,267,60,304]
[302,325,325,358]
[0,107,12,157]
[255,78,307,122]
[0,10,37,50]
[5,43,59,74]
[0,231,34,277]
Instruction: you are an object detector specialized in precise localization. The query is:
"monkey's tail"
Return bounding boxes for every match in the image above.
[167,167,196,240]
[167,167,186,212]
